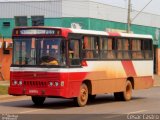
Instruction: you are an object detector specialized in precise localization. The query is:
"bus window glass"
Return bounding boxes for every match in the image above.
[38,38,65,66]
[132,39,144,59]
[30,38,36,64]
[69,39,80,66]
[82,36,99,59]
[13,38,35,65]
[117,39,123,59]
[101,37,108,50]
[100,37,108,59]
[100,37,116,59]
[143,39,152,59]
[13,37,66,66]
[107,38,116,59]
[13,41,21,65]
[123,39,131,59]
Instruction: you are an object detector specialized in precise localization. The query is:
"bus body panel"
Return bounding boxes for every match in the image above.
[9,60,153,98]
[134,76,153,90]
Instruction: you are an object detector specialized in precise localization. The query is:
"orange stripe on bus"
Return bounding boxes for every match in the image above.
[122,61,137,76]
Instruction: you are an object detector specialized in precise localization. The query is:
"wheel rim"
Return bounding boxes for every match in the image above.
[80,87,87,102]
[126,82,132,99]
[76,83,88,107]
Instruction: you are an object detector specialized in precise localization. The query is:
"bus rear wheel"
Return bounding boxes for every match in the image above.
[74,83,88,107]
[32,96,46,106]
[114,80,132,101]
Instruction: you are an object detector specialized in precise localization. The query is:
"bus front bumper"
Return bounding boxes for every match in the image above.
[8,86,66,97]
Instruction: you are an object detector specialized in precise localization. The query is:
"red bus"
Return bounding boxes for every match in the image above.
[9,26,154,107]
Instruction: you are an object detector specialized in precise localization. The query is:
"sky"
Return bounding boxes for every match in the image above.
[0,0,159,15]
[95,0,160,15]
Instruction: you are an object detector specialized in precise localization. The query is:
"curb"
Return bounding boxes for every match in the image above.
[0,95,30,102]
[0,95,17,100]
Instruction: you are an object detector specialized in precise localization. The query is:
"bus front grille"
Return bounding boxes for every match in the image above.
[24,81,47,87]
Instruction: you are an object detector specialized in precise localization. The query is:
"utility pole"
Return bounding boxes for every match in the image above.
[127,0,131,33]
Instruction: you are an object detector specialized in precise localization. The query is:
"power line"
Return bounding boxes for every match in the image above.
[131,0,153,22]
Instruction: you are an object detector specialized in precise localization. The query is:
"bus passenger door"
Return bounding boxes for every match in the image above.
[69,39,81,66]
[67,37,84,97]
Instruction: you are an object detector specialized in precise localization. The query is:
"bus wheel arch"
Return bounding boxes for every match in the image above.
[83,80,96,102]
[124,80,133,101]
[74,82,88,107]
[74,80,92,107]
[114,79,133,101]
[127,77,134,89]
[82,80,92,95]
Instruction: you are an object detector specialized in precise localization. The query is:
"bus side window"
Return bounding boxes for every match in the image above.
[83,36,93,59]
[117,39,123,59]
[82,36,99,59]
[100,37,108,59]
[107,38,116,59]
[69,39,80,66]
[123,38,130,59]
[142,39,152,59]
[94,38,99,58]
[132,39,144,59]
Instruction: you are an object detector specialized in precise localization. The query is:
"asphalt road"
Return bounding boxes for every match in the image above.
[0,87,160,120]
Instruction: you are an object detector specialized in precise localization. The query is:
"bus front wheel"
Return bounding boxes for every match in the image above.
[74,83,88,107]
[114,80,132,101]
[32,96,46,106]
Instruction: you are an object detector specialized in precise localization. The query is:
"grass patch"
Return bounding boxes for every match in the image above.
[0,85,8,95]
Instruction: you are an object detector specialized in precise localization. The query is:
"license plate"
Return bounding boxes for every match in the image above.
[29,90,38,94]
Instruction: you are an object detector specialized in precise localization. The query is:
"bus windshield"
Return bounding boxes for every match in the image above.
[13,37,66,66]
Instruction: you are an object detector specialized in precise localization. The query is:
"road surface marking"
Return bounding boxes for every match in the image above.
[20,109,46,114]
[127,110,148,114]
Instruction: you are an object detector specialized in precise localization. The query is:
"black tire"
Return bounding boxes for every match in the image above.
[114,92,123,101]
[88,94,96,102]
[114,81,132,101]
[32,96,46,106]
[74,83,88,107]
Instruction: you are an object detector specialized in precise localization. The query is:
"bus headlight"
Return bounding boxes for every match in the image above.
[61,81,64,86]
[19,81,23,86]
[54,82,59,87]
[49,82,53,86]
[13,80,18,85]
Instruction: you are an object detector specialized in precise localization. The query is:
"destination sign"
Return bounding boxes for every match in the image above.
[20,29,56,35]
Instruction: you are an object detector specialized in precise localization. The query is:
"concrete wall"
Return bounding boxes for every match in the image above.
[0,1,62,18]
[62,0,89,18]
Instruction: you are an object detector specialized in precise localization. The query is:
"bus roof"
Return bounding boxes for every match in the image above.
[13,26,153,39]
[69,28,153,39]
